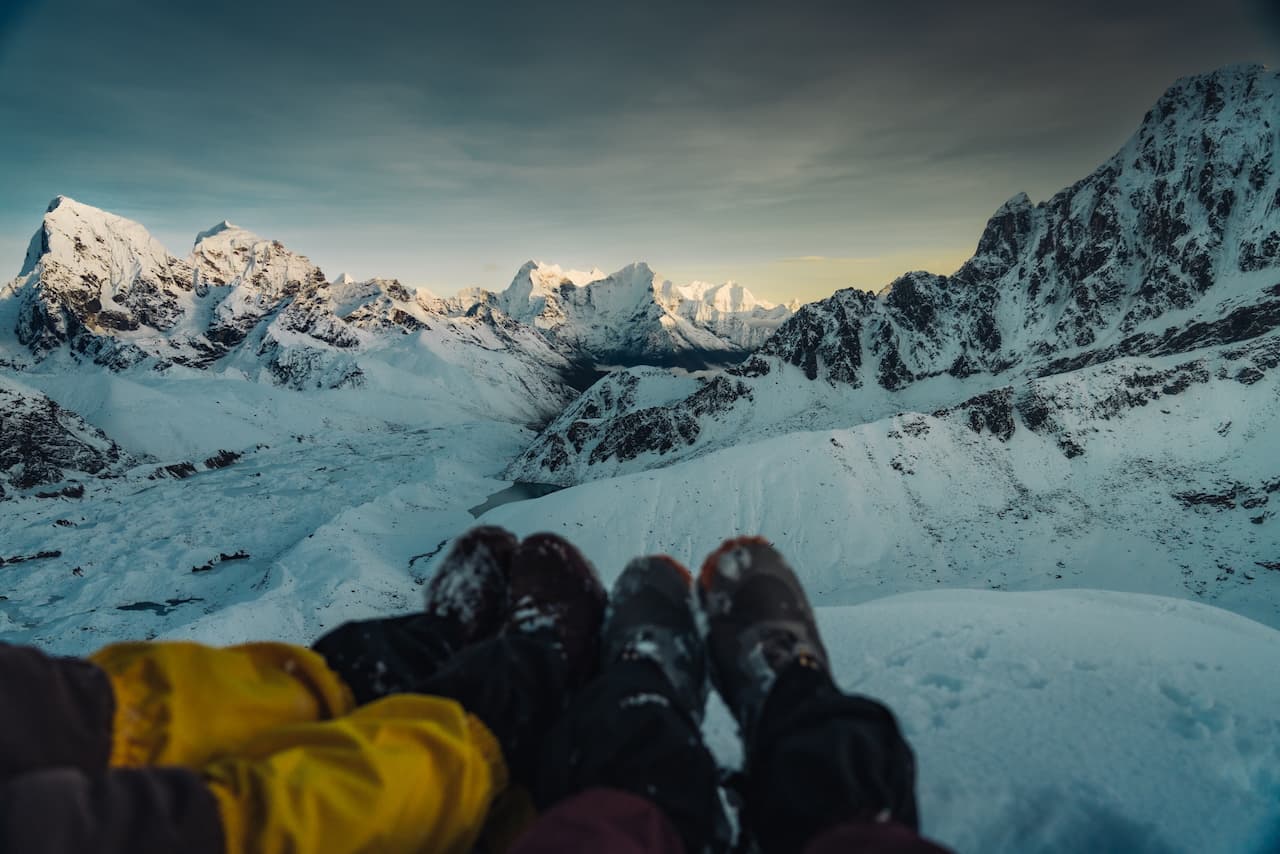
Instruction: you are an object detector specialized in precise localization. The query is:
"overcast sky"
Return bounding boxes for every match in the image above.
[1,0,1277,304]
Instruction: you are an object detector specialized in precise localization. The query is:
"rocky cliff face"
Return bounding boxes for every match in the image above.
[0,376,132,499]
[11,197,206,369]
[759,64,1279,388]
[509,64,1280,484]
[191,221,329,351]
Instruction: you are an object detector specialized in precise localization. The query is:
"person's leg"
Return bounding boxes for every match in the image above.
[511,788,688,854]
[749,663,947,854]
[0,643,115,784]
[0,766,222,854]
[0,529,579,854]
[0,525,513,783]
[416,532,607,789]
[311,525,518,703]
[0,694,510,854]
[699,538,950,854]
[521,556,724,854]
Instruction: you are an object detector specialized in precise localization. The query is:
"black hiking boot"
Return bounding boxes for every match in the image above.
[601,555,710,723]
[698,536,830,737]
[505,533,608,687]
[422,525,519,649]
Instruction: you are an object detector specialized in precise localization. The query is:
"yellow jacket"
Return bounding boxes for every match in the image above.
[89,640,515,854]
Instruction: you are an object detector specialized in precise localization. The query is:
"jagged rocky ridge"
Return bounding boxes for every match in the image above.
[0,376,132,499]
[3,205,791,389]
[460,260,795,369]
[509,64,1280,484]
[0,200,587,406]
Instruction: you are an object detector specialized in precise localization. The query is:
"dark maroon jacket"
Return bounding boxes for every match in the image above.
[511,787,952,854]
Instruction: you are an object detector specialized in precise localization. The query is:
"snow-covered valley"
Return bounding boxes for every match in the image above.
[1,63,1278,852]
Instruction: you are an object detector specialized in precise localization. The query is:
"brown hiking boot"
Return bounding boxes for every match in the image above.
[699,537,830,736]
[601,555,710,723]
[422,525,519,649]
[505,533,608,687]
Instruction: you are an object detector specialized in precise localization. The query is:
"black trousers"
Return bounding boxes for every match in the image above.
[313,614,570,788]
[531,657,921,854]
[315,617,922,853]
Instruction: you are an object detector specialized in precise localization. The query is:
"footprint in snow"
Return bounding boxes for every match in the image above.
[920,673,965,693]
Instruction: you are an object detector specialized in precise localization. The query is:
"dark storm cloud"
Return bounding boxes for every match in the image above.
[0,0,1275,297]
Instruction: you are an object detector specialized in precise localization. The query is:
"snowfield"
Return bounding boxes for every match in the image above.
[778,590,1280,854]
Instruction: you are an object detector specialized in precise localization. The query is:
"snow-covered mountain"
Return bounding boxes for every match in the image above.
[464,260,795,368]
[0,199,587,423]
[190,219,329,351]
[9,197,209,369]
[511,64,1280,484]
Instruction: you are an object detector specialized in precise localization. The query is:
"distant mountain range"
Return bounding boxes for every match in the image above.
[3,200,792,384]
[511,63,1280,484]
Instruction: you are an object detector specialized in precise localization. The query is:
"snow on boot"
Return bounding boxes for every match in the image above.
[601,555,710,724]
[698,536,830,737]
[423,525,518,649]
[505,533,607,687]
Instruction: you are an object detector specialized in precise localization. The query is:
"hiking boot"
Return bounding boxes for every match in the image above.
[422,525,519,649]
[505,533,607,687]
[601,555,710,723]
[698,536,830,736]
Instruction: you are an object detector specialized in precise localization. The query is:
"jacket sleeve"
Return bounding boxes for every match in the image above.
[203,694,508,854]
[89,641,356,769]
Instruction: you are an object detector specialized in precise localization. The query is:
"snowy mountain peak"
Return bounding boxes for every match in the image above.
[473,259,795,367]
[6,197,198,366]
[189,218,325,298]
[193,220,238,245]
[661,280,777,313]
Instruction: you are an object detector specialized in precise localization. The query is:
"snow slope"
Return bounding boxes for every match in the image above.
[763,591,1279,854]
[0,367,535,646]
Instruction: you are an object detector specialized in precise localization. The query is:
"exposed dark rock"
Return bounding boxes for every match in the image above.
[0,381,132,498]
[1174,487,1243,510]
[150,462,198,480]
[934,387,1016,442]
[0,550,62,567]
[588,407,701,465]
[727,354,772,378]
[203,450,242,469]
[686,376,753,416]
[116,597,203,616]
[35,483,85,499]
